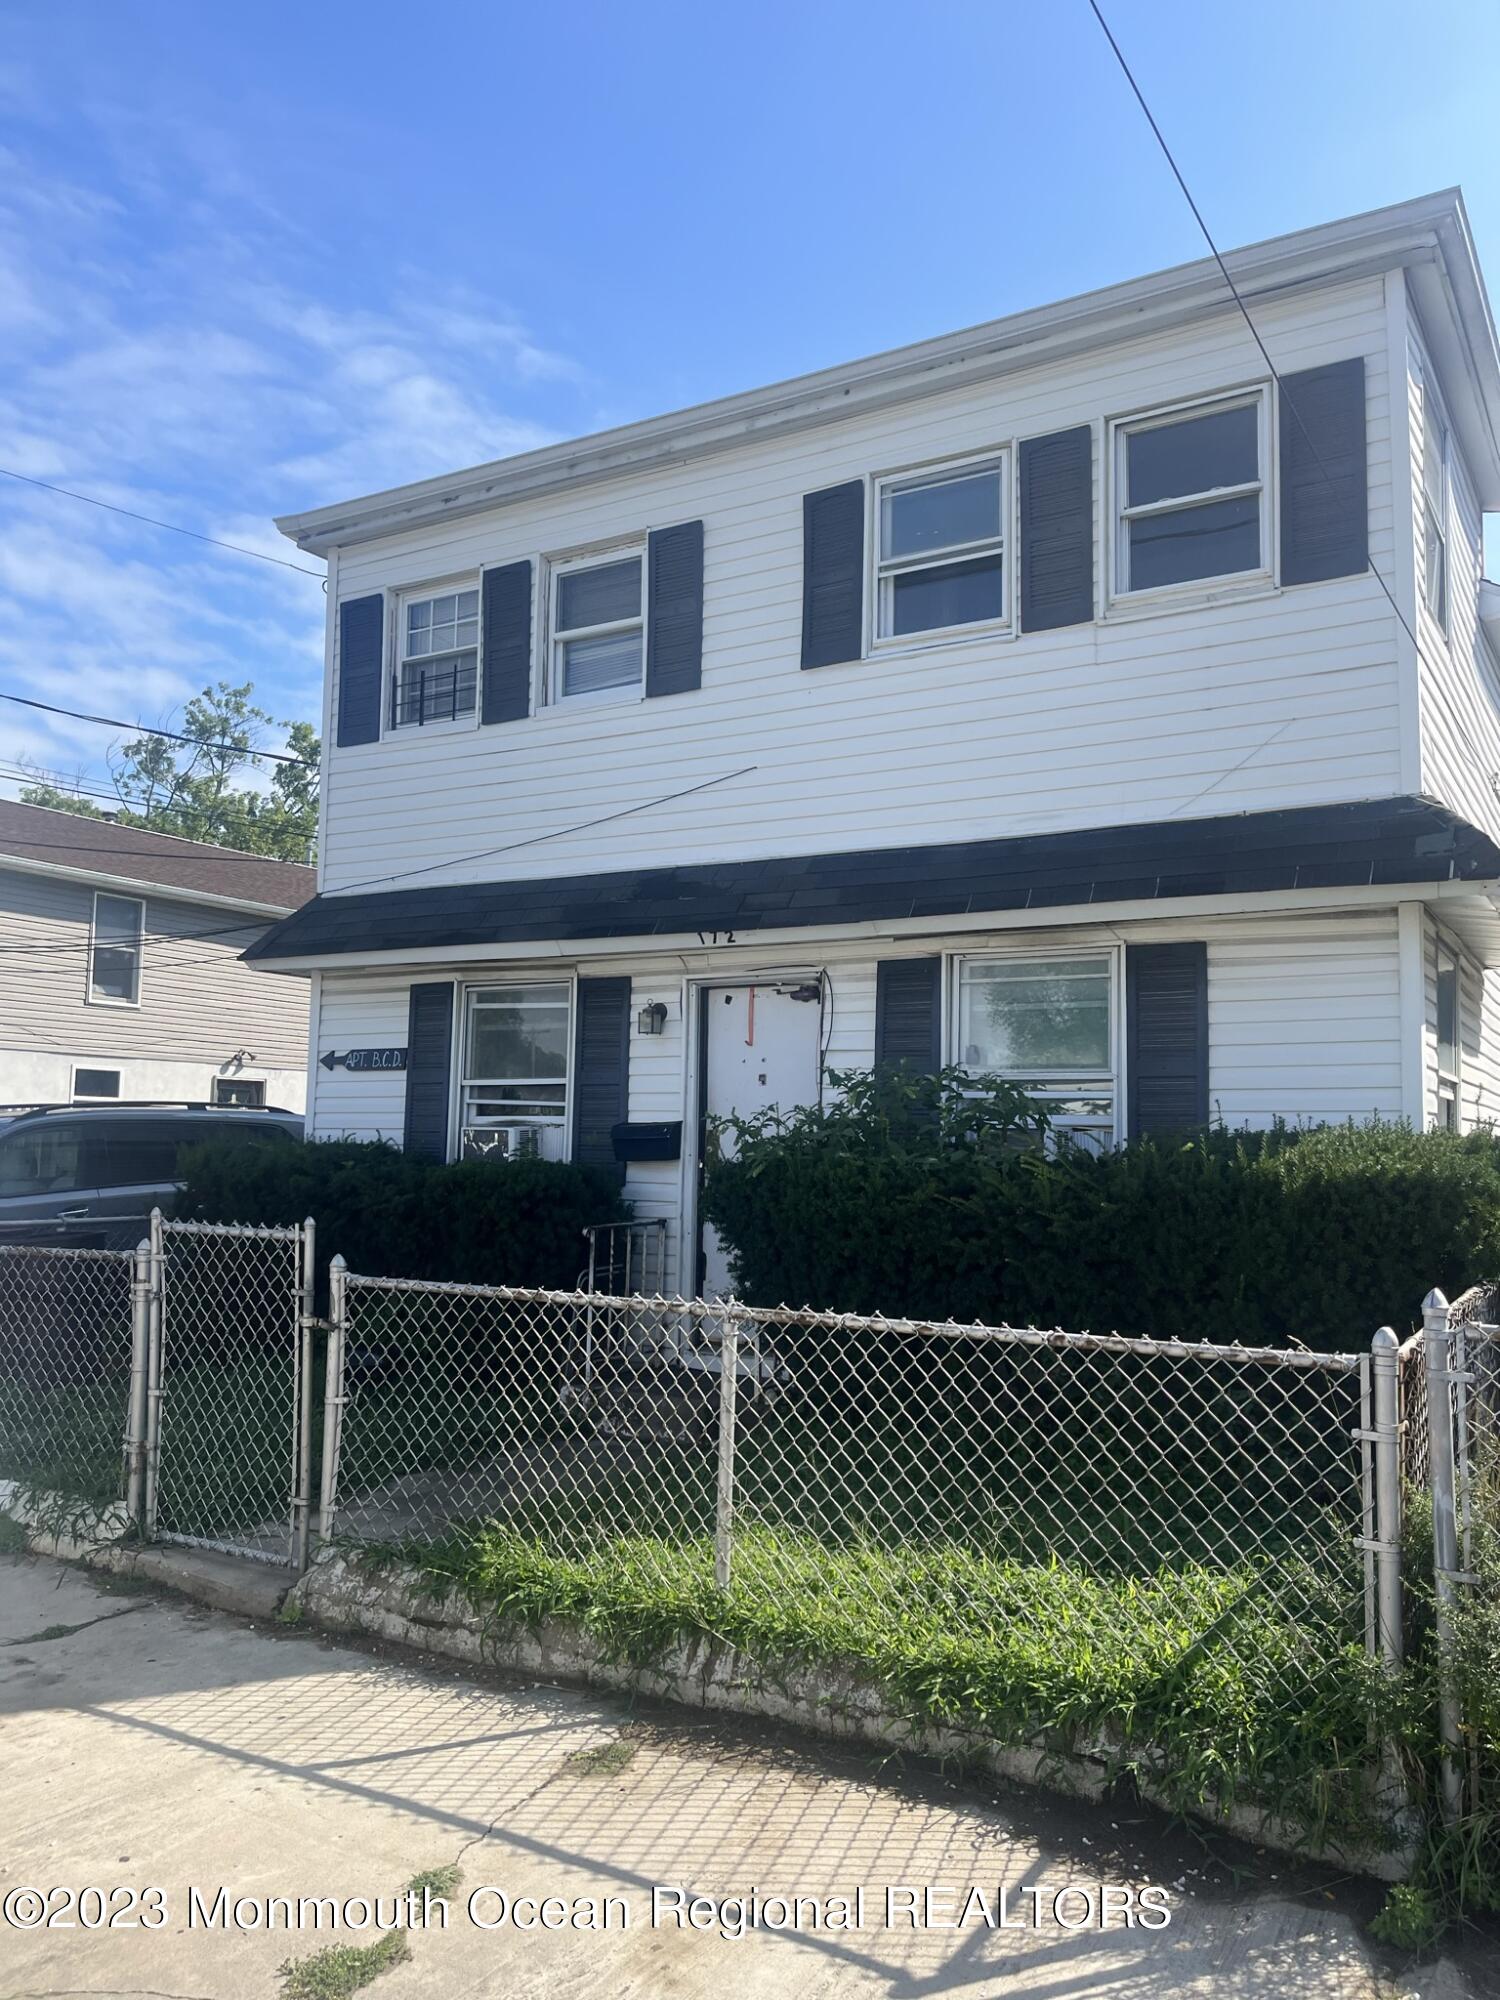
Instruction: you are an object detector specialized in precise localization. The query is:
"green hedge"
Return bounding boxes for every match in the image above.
[176,1137,627,1290]
[701,1068,1500,1349]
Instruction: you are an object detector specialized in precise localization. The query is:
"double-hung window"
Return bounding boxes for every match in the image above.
[458,982,572,1160]
[875,456,1007,641]
[551,550,644,701]
[1436,941,1460,1131]
[1113,392,1268,596]
[1420,376,1450,629]
[394,586,479,728]
[88,892,144,1006]
[954,952,1118,1148]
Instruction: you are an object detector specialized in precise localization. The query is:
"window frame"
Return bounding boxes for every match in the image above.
[1108,386,1273,608]
[869,448,1013,651]
[87,891,145,1009]
[546,542,647,708]
[1435,937,1461,1132]
[71,1066,121,1102]
[389,576,482,736]
[212,1076,266,1108]
[1416,349,1451,635]
[946,944,1125,1149]
[453,977,576,1162]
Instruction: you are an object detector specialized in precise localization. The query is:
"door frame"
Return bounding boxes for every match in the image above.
[679,969,826,1297]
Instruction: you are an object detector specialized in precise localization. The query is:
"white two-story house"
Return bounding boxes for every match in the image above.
[251,190,1500,1293]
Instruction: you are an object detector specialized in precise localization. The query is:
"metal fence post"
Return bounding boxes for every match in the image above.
[318,1255,348,1547]
[122,1238,152,1529]
[293,1217,317,1574]
[1423,1287,1466,1824]
[714,1304,740,1591]
[1369,1329,1404,1672]
[141,1207,165,1541]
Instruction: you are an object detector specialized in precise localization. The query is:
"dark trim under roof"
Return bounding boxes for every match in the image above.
[245,797,1500,965]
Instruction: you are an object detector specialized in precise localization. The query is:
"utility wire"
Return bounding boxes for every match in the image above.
[0,466,323,578]
[0,691,315,766]
[1084,0,1425,663]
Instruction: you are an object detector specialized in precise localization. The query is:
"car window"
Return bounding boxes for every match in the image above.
[198,1119,298,1149]
[102,1120,188,1188]
[0,1123,106,1197]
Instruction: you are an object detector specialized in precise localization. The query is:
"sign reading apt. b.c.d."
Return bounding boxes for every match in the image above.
[318,1047,408,1072]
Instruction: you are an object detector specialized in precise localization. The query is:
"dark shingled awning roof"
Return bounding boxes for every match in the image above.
[244,796,1500,964]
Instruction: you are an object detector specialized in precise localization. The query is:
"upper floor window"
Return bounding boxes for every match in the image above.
[394,585,478,728]
[1436,939,1460,1130]
[458,981,572,1160]
[875,456,1007,641]
[88,892,144,1006]
[1112,391,1268,597]
[1420,382,1450,630]
[551,550,644,701]
[953,951,1118,1148]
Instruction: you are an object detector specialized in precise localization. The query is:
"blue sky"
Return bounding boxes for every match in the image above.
[3,0,1498,801]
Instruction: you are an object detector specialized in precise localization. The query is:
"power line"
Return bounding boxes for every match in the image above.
[0,466,324,578]
[0,691,315,766]
[1084,0,1426,665]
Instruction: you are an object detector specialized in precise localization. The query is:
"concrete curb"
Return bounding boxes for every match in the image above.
[288,1548,1413,1885]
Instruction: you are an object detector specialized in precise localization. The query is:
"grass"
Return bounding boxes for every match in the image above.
[279,1933,410,2000]
[564,1738,636,1776]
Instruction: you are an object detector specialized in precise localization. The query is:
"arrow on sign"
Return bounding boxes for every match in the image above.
[320,1047,408,1072]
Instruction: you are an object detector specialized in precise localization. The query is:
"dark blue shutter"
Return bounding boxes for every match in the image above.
[646,521,704,697]
[874,957,942,1072]
[571,977,631,1183]
[1279,358,1368,586]
[1126,943,1208,1138]
[403,982,455,1160]
[801,481,865,669]
[481,560,533,725]
[1019,426,1094,630]
[336,594,384,747]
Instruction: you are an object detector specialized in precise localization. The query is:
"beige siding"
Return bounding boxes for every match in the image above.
[317,276,1401,898]
[0,864,309,1105]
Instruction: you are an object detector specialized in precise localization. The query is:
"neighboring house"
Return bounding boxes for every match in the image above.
[251,189,1500,1293]
[0,801,314,1112]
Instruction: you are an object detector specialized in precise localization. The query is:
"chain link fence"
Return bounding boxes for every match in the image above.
[0,1244,136,1508]
[146,1215,312,1566]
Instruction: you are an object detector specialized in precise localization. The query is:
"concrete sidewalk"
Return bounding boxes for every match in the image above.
[0,1553,1467,1999]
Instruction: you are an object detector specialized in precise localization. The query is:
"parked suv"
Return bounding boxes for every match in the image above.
[0,1103,303,1249]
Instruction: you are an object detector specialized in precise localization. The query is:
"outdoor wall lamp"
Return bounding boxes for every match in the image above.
[637,1001,669,1036]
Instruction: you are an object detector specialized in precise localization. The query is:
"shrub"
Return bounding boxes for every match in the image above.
[176,1137,627,1291]
[702,1069,1500,1348]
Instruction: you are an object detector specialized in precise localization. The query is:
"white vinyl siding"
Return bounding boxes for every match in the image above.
[321,274,1399,896]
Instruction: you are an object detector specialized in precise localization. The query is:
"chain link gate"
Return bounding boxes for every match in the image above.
[142,1210,316,1568]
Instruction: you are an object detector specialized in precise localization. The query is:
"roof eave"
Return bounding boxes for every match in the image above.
[0,849,304,919]
[276,191,1496,556]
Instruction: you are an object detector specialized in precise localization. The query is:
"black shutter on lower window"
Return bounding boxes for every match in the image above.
[801,480,865,669]
[1279,357,1368,586]
[1019,426,1094,630]
[874,958,942,1073]
[403,982,455,1160]
[571,977,631,1183]
[481,560,534,725]
[336,594,384,747]
[645,520,704,698]
[1126,944,1208,1139]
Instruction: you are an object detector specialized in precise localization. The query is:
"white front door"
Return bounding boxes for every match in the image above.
[699,982,821,1298]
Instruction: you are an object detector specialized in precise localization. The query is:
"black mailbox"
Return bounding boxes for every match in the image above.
[611,1120,683,1163]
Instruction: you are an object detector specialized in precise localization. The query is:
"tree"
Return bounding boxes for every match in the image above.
[19,683,319,863]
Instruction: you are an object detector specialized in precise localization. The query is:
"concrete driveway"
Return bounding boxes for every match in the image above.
[0,1553,1470,1999]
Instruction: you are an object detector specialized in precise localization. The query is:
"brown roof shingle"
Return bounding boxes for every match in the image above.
[0,800,316,911]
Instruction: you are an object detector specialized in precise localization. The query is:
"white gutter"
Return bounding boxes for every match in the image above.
[0,850,303,921]
[276,190,1500,554]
